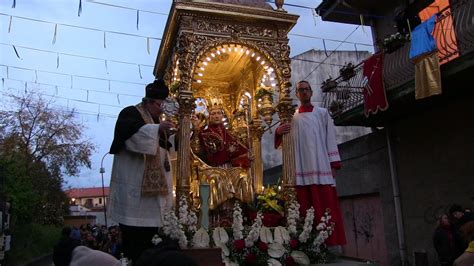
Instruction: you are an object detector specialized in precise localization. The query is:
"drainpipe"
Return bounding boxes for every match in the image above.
[385,125,407,265]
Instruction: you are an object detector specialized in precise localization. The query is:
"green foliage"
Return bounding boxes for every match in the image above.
[0,92,94,225]
[6,223,61,266]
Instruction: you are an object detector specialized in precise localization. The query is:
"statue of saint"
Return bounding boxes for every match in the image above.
[197,104,250,169]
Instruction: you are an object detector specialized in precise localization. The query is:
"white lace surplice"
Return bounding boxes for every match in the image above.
[107,124,173,227]
[292,107,341,187]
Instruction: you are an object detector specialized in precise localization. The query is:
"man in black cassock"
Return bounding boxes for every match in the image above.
[108,79,175,263]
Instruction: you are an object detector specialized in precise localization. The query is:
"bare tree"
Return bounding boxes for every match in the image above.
[0,92,95,176]
[0,92,95,224]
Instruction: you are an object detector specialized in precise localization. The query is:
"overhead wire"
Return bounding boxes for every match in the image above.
[0,13,162,41]
[302,25,361,81]
[0,43,155,69]
[1,64,148,86]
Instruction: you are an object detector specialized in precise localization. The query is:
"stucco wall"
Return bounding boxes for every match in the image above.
[335,90,474,265]
[336,130,401,266]
[393,92,474,265]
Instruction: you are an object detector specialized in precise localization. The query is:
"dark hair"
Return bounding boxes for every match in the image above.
[52,238,81,266]
[145,79,169,100]
[296,80,312,91]
[61,226,72,237]
[449,204,463,215]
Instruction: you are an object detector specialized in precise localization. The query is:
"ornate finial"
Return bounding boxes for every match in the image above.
[275,0,286,12]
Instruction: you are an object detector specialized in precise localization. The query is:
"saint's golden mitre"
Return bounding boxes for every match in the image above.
[207,97,225,114]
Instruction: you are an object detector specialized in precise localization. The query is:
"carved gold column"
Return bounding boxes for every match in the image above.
[250,118,265,194]
[176,89,195,204]
[276,87,296,195]
[175,32,196,205]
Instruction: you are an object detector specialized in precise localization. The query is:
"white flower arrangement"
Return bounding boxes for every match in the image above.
[192,227,210,248]
[244,211,263,247]
[231,202,244,240]
[286,198,300,237]
[155,197,336,265]
[151,234,162,246]
[312,210,335,251]
[298,207,315,243]
[178,195,197,233]
[162,209,188,249]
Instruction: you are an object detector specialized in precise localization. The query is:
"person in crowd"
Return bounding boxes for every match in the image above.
[275,80,346,246]
[107,79,175,263]
[83,231,99,250]
[102,225,122,259]
[454,221,474,266]
[433,214,457,266]
[450,204,472,257]
[70,226,81,242]
[52,226,81,266]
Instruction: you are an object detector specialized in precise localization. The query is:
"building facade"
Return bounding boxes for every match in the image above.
[316,0,474,265]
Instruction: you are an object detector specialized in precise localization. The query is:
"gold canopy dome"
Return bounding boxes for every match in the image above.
[191,43,277,115]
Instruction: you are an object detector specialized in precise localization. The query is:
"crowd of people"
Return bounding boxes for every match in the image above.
[433,204,474,266]
[53,223,197,266]
[53,223,123,265]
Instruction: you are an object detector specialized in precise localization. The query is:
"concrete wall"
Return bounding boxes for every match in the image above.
[336,90,474,265]
[392,92,474,265]
[336,130,401,266]
[261,49,373,170]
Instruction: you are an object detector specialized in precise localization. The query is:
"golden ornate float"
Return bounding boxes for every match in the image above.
[153,0,299,213]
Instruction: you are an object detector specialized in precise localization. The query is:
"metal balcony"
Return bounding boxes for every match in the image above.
[322,0,474,118]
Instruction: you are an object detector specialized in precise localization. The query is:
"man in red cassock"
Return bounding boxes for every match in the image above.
[275,80,346,246]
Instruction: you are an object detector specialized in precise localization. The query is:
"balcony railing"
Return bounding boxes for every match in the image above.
[322,62,366,116]
[322,0,474,117]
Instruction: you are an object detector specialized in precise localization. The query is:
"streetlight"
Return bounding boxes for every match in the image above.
[100,153,110,228]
